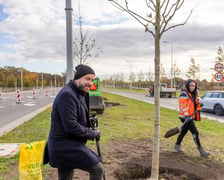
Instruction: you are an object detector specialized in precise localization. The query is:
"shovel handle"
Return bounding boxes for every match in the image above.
[96,139,106,180]
[96,139,102,158]
[181,109,200,127]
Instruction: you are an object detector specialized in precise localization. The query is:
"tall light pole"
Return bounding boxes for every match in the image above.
[15,75,17,91]
[65,0,73,83]
[55,74,57,87]
[163,41,173,87]
[21,67,23,91]
[126,60,133,91]
[41,72,43,89]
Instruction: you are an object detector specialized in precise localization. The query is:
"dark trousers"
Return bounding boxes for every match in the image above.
[58,162,104,180]
[176,118,201,148]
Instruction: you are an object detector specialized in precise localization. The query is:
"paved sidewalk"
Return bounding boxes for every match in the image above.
[0,104,51,137]
[0,104,51,157]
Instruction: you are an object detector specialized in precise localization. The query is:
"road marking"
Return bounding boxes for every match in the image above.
[24,102,36,106]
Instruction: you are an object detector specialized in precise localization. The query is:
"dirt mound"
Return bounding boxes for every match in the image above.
[116,151,224,180]
[46,139,224,180]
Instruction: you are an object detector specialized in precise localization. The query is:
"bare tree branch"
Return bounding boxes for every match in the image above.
[109,0,155,36]
[73,13,102,65]
[161,7,194,35]
[108,0,195,38]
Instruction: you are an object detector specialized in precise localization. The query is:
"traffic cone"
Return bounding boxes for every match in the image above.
[32,88,37,99]
[16,89,22,104]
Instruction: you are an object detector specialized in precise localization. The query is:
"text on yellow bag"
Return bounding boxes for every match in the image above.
[19,141,45,180]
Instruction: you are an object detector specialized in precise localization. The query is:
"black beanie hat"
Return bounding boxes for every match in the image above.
[73,64,95,80]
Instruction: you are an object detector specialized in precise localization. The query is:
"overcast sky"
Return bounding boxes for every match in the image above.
[0,0,223,81]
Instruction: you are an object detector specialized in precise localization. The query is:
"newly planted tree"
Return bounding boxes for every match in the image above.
[108,0,193,179]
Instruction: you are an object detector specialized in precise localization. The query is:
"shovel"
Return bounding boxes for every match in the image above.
[89,114,106,180]
[164,110,200,138]
[95,138,106,180]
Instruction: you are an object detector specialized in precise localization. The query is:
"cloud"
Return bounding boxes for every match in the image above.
[0,0,223,81]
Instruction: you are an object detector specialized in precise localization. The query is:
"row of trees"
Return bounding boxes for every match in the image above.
[0,59,222,92]
[1,44,223,91]
[101,74,222,91]
[100,51,224,91]
[0,66,66,91]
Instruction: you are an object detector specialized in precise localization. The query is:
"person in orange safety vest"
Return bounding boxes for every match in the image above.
[174,79,210,157]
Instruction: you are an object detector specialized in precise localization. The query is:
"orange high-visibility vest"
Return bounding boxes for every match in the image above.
[178,89,201,121]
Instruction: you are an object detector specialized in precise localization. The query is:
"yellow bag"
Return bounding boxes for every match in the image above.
[19,141,45,180]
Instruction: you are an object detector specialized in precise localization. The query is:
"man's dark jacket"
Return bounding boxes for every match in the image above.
[46,80,100,169]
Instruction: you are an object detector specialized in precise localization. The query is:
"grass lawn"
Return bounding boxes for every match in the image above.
[0,92,223,179]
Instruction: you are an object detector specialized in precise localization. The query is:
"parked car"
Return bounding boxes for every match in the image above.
[200,91,224,116]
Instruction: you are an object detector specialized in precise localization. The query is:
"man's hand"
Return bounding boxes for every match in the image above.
[94,130,101,141]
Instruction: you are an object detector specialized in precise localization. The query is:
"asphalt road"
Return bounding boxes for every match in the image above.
[0,88,59,136]
[103,89,224,124]
[1,88,223,137]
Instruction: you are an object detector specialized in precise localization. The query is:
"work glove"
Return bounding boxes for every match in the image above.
[197,98,203,108]
[94,129,101,141]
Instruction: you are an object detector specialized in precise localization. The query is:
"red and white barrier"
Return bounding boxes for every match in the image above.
[32,88,37,99]
[16,89,22,104]
[45,89,48,96]
[0,89,2,100]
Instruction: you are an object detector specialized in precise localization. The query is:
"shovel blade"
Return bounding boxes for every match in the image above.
[164,127,180,138]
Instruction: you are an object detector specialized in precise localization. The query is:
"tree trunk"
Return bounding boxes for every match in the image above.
[150,0,161,179]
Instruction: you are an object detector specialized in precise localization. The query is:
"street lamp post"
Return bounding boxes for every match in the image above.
[65,0,73,83]
[163,41,173,88]
[55,74,57,87]
[21,67,23,91]
[41,72,43,89]
[126,60,133,91]
[15,75,17,91]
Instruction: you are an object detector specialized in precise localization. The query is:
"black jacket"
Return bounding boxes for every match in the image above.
[46,80,100,169]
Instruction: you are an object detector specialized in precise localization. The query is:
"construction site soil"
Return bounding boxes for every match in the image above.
[45,139,224,180]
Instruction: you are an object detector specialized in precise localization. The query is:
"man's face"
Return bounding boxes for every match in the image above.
[76,74,95,93]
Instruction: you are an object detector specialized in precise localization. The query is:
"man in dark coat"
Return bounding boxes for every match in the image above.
[47,65,104,180]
